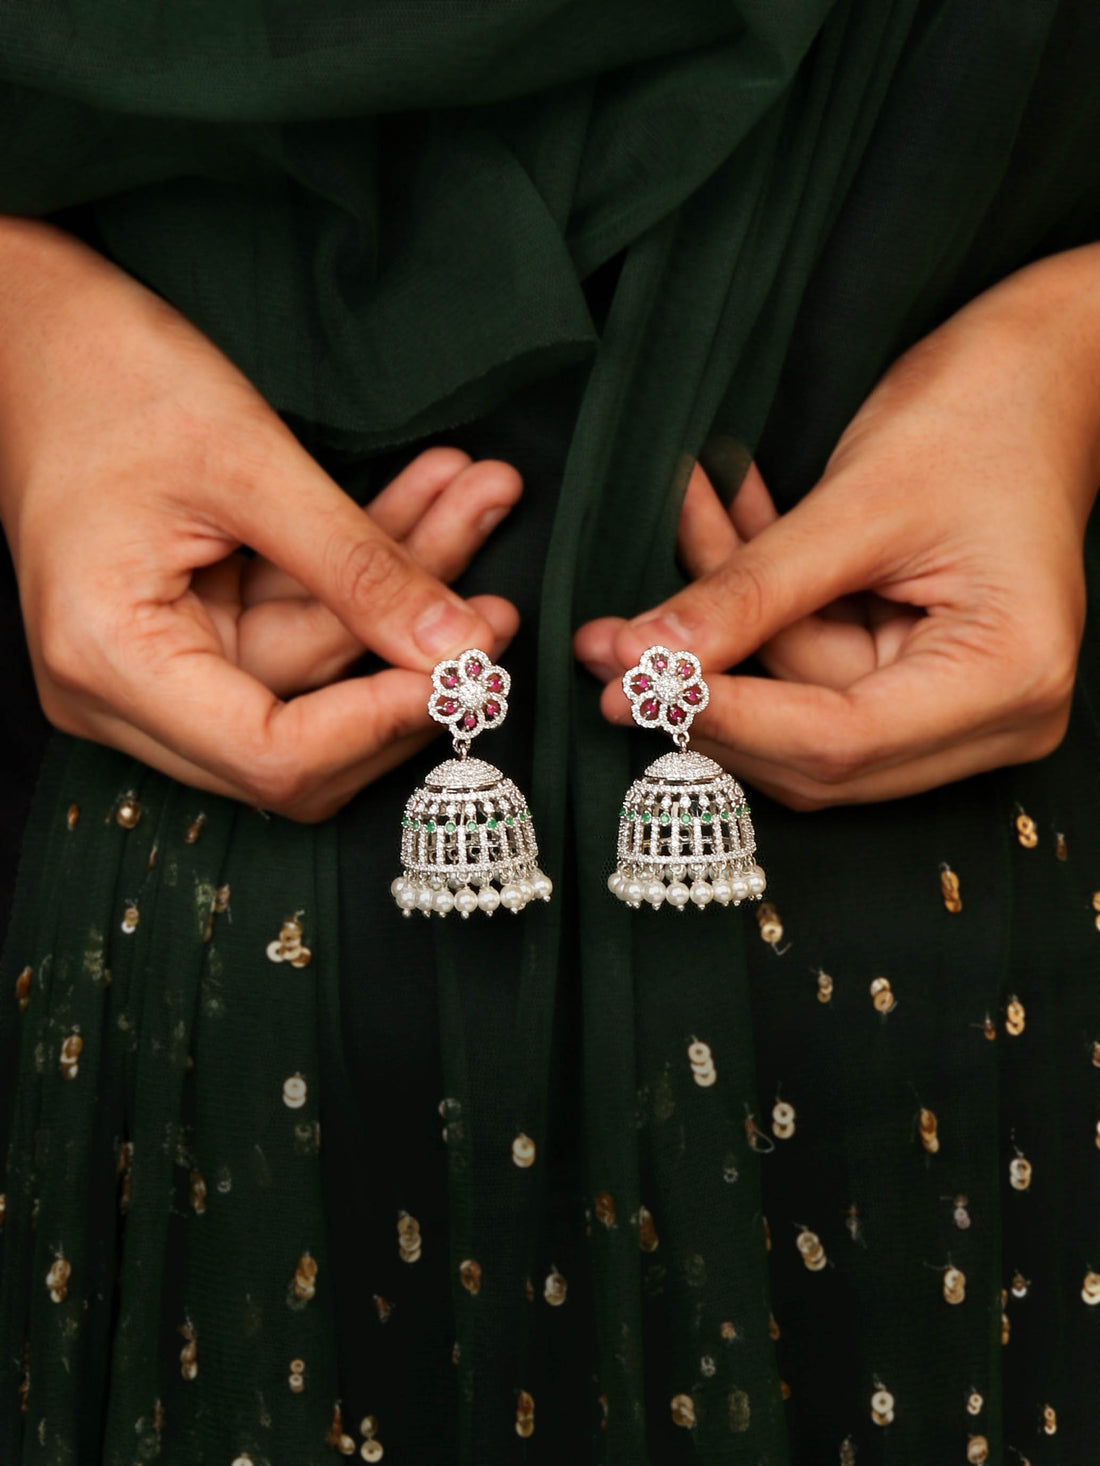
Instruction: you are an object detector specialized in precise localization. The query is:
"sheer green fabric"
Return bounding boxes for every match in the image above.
[3,2,1100,1462]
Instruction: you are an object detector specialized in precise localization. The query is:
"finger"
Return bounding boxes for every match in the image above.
[238,592,519,697]
[677,462,739,578]
[692,721,1063,809]
[573,616,628,684]
[403,458,523,582]
[615,474,895,671]
[364,445,474,542]
[214,429,503,669]
[598,645,1043,785]
[728,461,780,540]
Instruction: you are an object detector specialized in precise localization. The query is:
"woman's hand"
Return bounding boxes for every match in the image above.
[0,217,522,821]
[576,245,1100,808]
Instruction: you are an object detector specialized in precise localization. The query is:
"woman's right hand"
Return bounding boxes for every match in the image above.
[0,217,522,820]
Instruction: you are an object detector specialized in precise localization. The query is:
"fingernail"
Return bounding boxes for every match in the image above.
[476,505,509,536]
[414,599,479,658]
[622,612,695,659]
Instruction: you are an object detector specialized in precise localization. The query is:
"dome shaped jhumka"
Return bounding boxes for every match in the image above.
[608,647,766,911]
[391,650,552,918]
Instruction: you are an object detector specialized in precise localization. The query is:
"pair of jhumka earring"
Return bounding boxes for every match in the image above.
[390,646,766,917]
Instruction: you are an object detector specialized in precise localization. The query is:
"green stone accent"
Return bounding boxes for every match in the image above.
[444,820,456,834]
[505,815,515,827]
[487,818,498,830]
[680,812,692,825]
[411,819,420,831]
[620,806,627,818]
[720,809,730,821]
[426,821,436,834]
[659,811,671,825]
[401,817,410,828]
[626,809,636,820]
[702,811,712,823]
[642,811,652,824]
[519,810,527,822]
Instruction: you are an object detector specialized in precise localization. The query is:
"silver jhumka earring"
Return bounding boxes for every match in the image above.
[391,649,552,918]
[608,646,766,911]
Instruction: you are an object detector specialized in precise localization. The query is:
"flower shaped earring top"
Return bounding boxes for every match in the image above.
[392,649,551,918]
[609,645,766,911]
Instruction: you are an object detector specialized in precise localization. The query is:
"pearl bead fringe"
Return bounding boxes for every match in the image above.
[391,870,553,918]
[607,864,766,910]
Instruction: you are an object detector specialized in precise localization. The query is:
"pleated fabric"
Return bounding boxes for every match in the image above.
[2,3,1100,1462]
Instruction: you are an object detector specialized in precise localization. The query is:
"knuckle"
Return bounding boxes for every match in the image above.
[242,749,308,812]
[331,533,409,618]
[417,445,473,479]
[1023,705,1073,763]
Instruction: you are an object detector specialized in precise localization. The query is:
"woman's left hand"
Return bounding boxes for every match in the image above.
[575,245,1100,808]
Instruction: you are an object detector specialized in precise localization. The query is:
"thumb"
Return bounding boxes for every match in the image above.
[217,434,503,671]
[615,475,893,670]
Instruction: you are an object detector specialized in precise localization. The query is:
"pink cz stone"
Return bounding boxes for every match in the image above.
[667,705,686,724]
[462,713,478,730]
[466,660,482,677]
[641,698,660,719]
[652,655,668,672]
[486,673,503,693]
[677,660,693,678]
[437,697,458,715]
[442,673,459,689]
[683,685,702,705]
[630,674,652,694]
[484,700,500,719]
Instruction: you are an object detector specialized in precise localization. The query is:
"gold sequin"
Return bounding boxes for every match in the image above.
[121,904,139,934]
[59,1032,83,1080]
[796,1228,827,1272]
[0,1194,5,1229]
[1042,1404,1057,1435]
[190,1170,207,1215]
[756,902,784,946]
[523,1277,534,1302]
[1081,1271,1100,1305]
[636,1205,659,1252]
[1092,890,1100,913]
[543,1268,567,1305]
[1010,1271,1029,1299]
[943,1267,966,1304]
[45,1254,71,1303]
[515,1390,535,1439]
[779,1380,791,1400]
[511,1133,536,1168]
[397,1212,421,1264]
[720,1320,737,1341]
[967,1436,989,1463]
[1009,1155,1032,1191]
[267,917,311,968]
[919,1108,939,1154]
[179,1322,198,1381]
[282,1074,307,1109]
[1004,997,1025,1036]
[870,977,896,1014]
[840,1438,856,1466]
[360,1443,383,1463]
[1056,832,1068,860]
[940,866,962,913]
[594,1192,616,1228]
[768,1313,780,1341]
[670,1393,696,1428]
[1001,1310,1011,1345]
[213,884,231,914]
[66,803,79,830]
[231,1456,254,1466]
[966,1391,983,1415]
[373,1295,391,1323]
[982,1016,996,1041]
[687,1039,717,1087]
[14,965,31,1014]
[115,795,142,829]
[870,1387,895,1426]
[292,1252,318,1301]
[184,813,206,844]
[816,970,833,1002]
[845,1204,864,1244]
[288,1371,304,1393]
[744,1112,773,1153]
[1015,812,1038,848]
[459,1259,482,1295]
[772,1100,795,1139]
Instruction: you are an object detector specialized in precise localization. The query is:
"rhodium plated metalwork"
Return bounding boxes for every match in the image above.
[391,649,551,918]
[609,646,766,911]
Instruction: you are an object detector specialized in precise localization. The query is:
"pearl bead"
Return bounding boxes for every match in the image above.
[500,884,524,912]
[624,879,644,907]
[711,878,732,905]
[690,880,713,908]
[477,885,500,914]
[645,880,666,909]
[607,870,625,896]
[396,885,419,913]
[517,880,534,904]
[432,887,455,916]
[454,886,479,918]
[747,866,766,896]
[531,869,553,901]
[390,876,407,898]
[729,877,749,902]
[416,885,435,913]
[666,881,690,909]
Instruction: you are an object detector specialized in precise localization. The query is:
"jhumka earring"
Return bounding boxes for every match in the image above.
[608,646,766,911]
[391,649,552,918]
